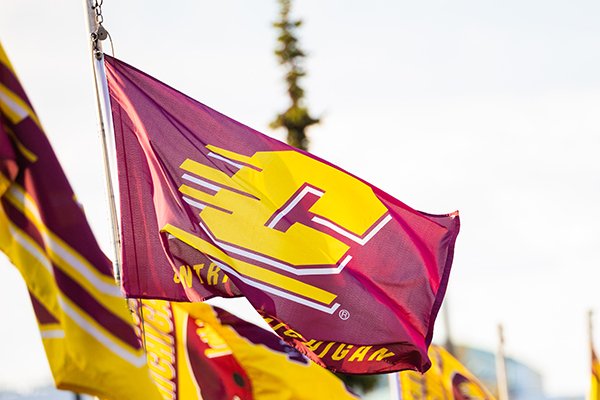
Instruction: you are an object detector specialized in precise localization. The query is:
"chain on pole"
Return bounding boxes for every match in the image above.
[90,0,109,59]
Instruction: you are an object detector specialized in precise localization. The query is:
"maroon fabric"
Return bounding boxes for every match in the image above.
[215,308,314,367]
[185,312,254,400]
[29,293,59,325]
[1,115,115,280]
[0,62,33,110]
[0,53,145,363]
[0,122,17,182]
[105,55,460,374]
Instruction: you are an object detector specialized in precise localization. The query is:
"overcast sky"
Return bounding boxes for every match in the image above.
[1,0,600,397]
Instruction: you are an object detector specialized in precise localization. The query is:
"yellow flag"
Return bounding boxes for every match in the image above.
[131,300,253,400]
[136,300,358,400]
[591,349,600,400]
[399,345,495,400]
[0,42,161,400]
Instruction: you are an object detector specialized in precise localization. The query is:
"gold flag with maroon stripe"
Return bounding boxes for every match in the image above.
[399,345,494,400]
[592,348,600,400]
[0,43,161,399]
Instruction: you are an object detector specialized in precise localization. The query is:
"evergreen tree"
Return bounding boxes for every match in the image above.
[271,0,379,394]
[271,0,319,151]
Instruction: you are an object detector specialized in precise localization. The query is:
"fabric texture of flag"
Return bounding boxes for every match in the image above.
[136,300,357,400]
[105,54,460,374]
[0,43,161,400]
[399,345,495,400]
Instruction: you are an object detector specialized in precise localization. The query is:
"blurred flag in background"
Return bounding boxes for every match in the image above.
[132,300,254,400]
[591,348,600,400]
[136,300,357,399]
[399,345,494,400]
[0,42,161,400]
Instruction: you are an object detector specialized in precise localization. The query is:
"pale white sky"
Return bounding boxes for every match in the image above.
[1,0,600,397]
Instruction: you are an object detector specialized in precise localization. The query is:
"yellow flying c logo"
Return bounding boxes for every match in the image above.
[162,145,391,314]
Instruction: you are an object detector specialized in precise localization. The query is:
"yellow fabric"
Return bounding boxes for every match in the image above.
[591,349,600,400]
[164,144,390,313]
[399,345,495,400]
[181,302,358,400]
[141,300,357,400]
[0,41,161,400]
[135,300,204,400]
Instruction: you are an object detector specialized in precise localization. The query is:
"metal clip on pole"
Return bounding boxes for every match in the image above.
[90,0,109,59]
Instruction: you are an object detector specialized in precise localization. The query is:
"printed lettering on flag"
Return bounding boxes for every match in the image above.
[138,300,358,400]
[135,300,356,400]
[132,300,253,400]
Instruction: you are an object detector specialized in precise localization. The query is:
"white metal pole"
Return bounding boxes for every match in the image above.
[82,0,122,283]
[443,301,456,355]
[495,323,510,400]
[590,310,595,356]
[589,310,594,400]
[388,372,402,400]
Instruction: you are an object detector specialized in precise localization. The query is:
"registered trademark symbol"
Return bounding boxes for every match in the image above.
[338,309,350,320]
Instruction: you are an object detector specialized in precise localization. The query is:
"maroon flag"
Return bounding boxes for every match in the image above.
[105,55,460,374]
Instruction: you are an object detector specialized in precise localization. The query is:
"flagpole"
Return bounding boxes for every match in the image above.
[590,310,594,355]
[82,0,122,283]
[495,323,510,400]
[589,310,594,400]
[443,301,456,355]
[388,372,402,400]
